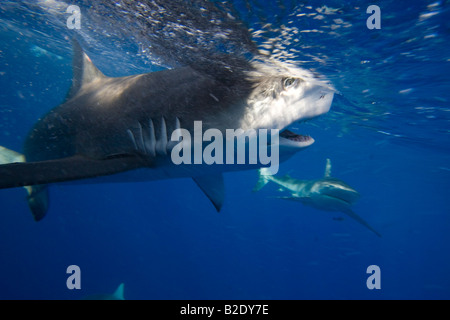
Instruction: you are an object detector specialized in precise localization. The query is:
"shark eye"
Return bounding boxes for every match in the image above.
[283,77,297,89]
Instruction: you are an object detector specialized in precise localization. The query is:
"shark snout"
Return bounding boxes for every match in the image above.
[312,179,360,205]
[307,84,334,119]
[288,81,334,125]
[321,186,360,205]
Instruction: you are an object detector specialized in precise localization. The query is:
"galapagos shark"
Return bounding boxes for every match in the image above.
[0,40,334,221]
[254,159,381,237]
[83,283,125,300]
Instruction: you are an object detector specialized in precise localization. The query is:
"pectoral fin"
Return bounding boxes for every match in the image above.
[193,174,224,212]
[0,154,147,189]
[274,195,309,203]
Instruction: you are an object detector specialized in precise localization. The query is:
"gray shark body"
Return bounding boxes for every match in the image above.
[254,159,381,237]
[0,41,334,221]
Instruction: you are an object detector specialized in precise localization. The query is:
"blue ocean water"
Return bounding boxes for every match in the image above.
[0,0,449,300]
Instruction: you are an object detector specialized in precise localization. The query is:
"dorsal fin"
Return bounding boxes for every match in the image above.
[324,158,332,178]
[66,39,106,101]
[112,283,125,300]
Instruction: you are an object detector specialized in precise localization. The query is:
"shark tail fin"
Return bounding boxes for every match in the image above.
[0,146,25,164]
[0,146,49,221]
[253,168,273,192]
[113,283,125,300]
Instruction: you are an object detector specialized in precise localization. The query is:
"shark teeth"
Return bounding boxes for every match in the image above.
[280,129,312,142]
[279,129,315,148]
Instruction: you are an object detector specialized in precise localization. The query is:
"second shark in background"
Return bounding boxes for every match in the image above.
[254,159,381,237]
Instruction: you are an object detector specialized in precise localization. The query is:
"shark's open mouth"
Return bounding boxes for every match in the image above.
[279,129,315,148]
[280,130,312,142]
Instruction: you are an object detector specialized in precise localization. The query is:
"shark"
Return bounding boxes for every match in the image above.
[254,159,381,237]
[0,40,334,221]
[83,283,125,300]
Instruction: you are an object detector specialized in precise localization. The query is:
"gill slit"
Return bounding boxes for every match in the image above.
[126,117,182,157]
